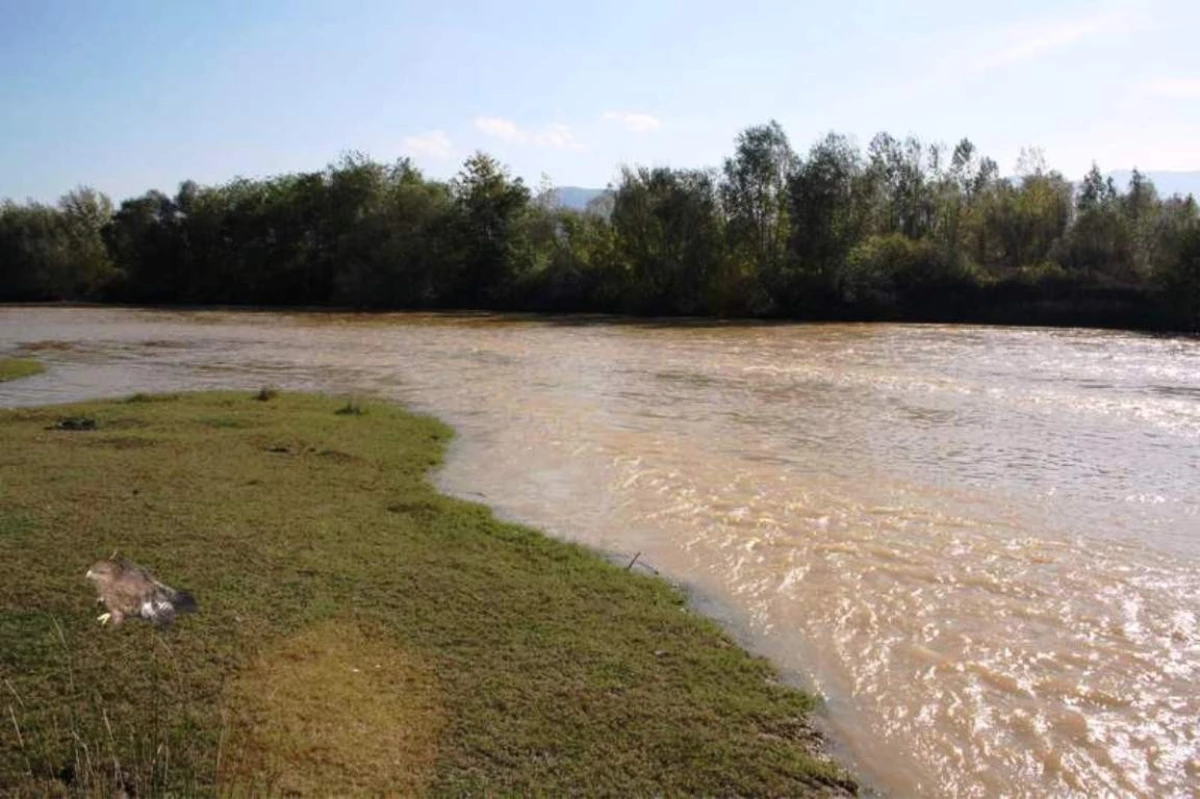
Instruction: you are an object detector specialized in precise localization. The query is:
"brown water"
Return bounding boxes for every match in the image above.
[2,307,1198,797]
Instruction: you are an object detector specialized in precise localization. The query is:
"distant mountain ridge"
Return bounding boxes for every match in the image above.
[539,186,607,211]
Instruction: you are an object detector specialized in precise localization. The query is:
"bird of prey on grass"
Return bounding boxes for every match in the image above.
[85,557,197,628]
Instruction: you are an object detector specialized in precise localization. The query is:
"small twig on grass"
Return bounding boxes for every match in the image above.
[8,703,34,780]
[72,731,93,791]
[627,552,642,571]
[50,614,87,769]
[102,707,123,787]
[3,677,25,708]
[159,741,169,790]
[214,706,227,791]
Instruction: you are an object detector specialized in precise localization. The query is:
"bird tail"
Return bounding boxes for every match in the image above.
[172,590,198,614]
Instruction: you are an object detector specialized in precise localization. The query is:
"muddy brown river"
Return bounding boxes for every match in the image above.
[2,308,1197,797]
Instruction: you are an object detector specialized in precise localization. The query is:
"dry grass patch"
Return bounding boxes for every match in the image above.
[222,622,442,797]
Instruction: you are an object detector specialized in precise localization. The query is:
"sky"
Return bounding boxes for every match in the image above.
[2,0,1199,203]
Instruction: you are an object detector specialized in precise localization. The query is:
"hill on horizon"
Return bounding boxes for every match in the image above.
[538,186,607,211]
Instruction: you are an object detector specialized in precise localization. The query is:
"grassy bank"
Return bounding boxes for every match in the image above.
[0,358,43,383]
[0,392,853,797]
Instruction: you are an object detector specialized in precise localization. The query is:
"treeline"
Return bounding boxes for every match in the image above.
[3,122,1200,330]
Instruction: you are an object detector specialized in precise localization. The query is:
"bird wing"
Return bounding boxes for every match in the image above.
[131,570,179,624]
[103,570,155,615]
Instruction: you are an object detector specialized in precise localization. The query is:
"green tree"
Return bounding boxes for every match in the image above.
[449,152,533,306]
[1162,226,1200,330]
[0,201,71,299]
[1121,169,1161,278]
[525,208,621,311]
[720,121,796,287]
[105,190,183,302]
[975,165,1072,269]
[612,166,725,314]
[1076,163,1116,214]
[785,133,871,308]
[935,139,997,265]
[1064,163,1130,277]
[57,187,116,296]
[865,133,935,239]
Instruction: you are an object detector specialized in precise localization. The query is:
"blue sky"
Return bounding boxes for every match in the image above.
[2,0,1198,203]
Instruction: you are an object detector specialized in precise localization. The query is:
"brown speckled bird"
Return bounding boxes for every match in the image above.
[85,558,197,628]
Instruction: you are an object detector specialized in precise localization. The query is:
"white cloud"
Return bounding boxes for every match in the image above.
[402,130,453,159]
[1146,78,1200,98]
[971,8,1130,72]
[534,123,586,151]
[474,116,528,143]
[603,111,662,132]
[474,117,586,151]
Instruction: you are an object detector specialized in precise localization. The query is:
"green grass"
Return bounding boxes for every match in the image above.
[0,392,854,797]
[0,358,44,383]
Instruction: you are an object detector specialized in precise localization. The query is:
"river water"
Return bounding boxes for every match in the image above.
[1,308,1197,797]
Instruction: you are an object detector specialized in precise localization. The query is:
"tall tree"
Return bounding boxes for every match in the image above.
[946,141,998,266]
[612,166,725,314]
[105,190,183,302]
[786,133,871,305]
[1076,163,1117,214]
[0,201,70,300]
[57,187,116,297]
[1162,226,1200,330]
[866,133,936,239]
[1121,169,1161,278]
[1066,163,1129,276]
[450,152,532,306]
[721,121,796,284]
